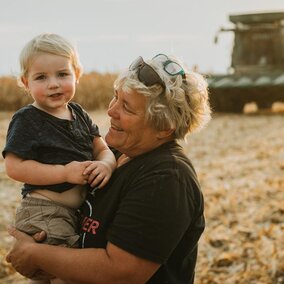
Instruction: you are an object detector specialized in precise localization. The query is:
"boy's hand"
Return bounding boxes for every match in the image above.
[64,161,92,184]
[83,161,112,188]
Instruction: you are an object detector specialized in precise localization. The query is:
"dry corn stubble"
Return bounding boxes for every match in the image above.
[0,110,283,284]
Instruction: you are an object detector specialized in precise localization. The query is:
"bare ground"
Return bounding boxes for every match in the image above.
[0,110,283,284]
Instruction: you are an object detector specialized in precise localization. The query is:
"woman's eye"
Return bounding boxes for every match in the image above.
[123,104,134,113]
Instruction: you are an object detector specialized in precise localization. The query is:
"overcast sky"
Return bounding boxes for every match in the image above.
[1,0,283,76]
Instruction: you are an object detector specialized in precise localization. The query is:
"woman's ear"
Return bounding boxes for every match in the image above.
[157,128,175,139]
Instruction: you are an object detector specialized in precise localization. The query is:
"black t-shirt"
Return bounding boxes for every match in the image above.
[2,102,100,195]
[80,141,205,284]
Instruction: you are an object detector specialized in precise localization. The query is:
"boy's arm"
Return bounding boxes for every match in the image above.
[84,136,116,188]
[4,152,91,185]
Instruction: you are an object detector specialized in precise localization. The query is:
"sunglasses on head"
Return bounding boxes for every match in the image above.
[153,54,186,79]
[129,56,165,89]
[129,54,186,89]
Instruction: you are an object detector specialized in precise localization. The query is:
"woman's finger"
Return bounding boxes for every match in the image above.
[33,231,47,243]
[7,225,33,242]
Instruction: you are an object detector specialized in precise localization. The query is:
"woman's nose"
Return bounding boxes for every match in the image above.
[107,99,119,118]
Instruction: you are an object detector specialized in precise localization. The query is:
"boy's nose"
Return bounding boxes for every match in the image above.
[48,78,60,88]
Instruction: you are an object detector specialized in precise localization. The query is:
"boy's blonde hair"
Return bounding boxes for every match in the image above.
[19,33,83,86]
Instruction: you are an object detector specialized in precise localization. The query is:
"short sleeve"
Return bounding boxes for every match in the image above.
[82,109,100,137]
[71,103,101,138]
[2,111,40,160]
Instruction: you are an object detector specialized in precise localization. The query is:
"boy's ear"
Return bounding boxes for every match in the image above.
[75,69,81,83]
[21,77,29,89]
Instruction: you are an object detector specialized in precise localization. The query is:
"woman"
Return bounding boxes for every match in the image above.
[7,54,211,283]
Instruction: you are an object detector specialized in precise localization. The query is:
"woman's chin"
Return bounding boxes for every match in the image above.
[105,132,117,148]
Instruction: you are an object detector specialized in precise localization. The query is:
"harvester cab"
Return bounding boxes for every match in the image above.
[208,11,284,112]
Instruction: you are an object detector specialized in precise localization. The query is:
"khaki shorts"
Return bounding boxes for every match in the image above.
[15,196,80,247]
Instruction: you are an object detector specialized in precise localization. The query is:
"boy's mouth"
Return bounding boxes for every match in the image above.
[48,93,63,98]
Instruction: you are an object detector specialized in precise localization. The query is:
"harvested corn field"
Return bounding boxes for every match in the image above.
[0,110,283,284]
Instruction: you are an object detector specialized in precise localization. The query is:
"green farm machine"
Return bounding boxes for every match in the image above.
[208,11,284,112]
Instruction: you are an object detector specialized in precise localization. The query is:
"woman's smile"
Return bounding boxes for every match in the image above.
[110,121,124,132]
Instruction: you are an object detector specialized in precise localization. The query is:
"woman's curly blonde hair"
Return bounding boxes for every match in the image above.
[114,55,211,140]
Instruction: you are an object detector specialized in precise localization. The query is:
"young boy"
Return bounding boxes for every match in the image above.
[2,33,116,251]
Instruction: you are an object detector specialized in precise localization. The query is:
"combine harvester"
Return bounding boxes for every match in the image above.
[208,11,284,113]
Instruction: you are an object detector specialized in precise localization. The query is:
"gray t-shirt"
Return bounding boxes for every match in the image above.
[2,102,100,196]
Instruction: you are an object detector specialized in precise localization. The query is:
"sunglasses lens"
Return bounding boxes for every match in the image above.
[153,54,186,79]
[164,62,183,75]
[129,56,164,88]
[139,65,163,87]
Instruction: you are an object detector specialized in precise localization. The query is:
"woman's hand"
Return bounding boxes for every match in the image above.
[6,226,54,280]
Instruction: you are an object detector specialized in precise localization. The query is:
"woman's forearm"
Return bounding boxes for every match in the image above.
[6,224,159,283]
[30,242,158,284]
[33,245,111,283]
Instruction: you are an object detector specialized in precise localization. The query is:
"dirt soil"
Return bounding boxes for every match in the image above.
[0,110,283,284]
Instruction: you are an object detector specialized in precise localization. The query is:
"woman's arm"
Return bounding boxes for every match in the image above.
[7,227,160,284]
[4,152,92,185]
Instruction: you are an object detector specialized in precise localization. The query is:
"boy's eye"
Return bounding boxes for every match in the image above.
[35,75,46,80]
[58,72,69,77]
